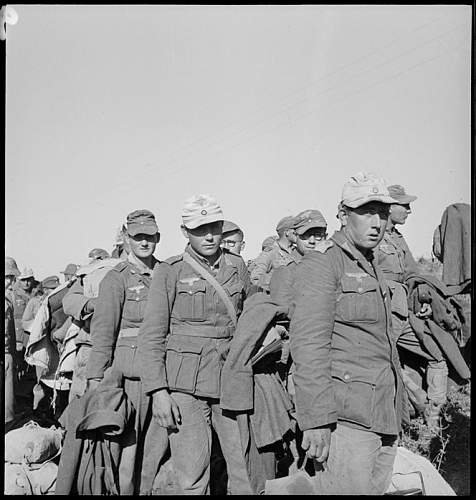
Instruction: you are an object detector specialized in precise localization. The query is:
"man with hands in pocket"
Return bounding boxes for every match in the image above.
[137,194,253,495]
[289,172,408,495]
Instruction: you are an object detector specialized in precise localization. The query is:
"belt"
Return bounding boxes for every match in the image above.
[170,324,233,339]
[118,327,139,339]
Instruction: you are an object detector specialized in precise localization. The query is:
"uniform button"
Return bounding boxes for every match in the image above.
[357,287,363,293]
[135,297,139,301]
[344,373,350,381]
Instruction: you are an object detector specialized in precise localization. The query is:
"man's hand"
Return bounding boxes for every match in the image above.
[301,427,332,463]
[152,389,181,430]
[84,298,96,314]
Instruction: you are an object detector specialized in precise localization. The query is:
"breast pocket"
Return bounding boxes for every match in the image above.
[379,244,401,273]
[177,281,207,321]
[336,275,379,323]
[123,286,149,323]
[225,282,244,311]
[332,366,378,428]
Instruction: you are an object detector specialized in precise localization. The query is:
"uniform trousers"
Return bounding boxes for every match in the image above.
[168,391,254,495]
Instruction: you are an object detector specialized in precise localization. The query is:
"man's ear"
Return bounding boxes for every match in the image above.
[180,225,189,239]
[338,206,349,227]
[241,241,246,251]
[155,233,161,244]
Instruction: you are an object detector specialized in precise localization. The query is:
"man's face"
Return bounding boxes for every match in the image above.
[295,227,327,255]
[5,275,15,290]
[340,201,389,251]
[64,274,74,282]
[221,231,245,255]
[18,277,33,291]
[285,229,297,245]
[389,203,411,226]
[184,221,223,257]
[126,232,159,259]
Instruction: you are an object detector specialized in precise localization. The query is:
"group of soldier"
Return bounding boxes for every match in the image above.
[4,170,466,495]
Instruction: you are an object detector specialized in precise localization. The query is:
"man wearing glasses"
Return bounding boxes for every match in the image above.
[221,220,245,256]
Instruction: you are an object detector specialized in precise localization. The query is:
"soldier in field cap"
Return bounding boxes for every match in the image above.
[42,275,60,291]
[271,172,407,495]
[138,194,253,494]
[376,183,449,429]
[12,266,37,356]
[221,220,246,256]
[250,214,299,292]
[61,263,78,282]
[84,208,166,494]
[88,248,110,262]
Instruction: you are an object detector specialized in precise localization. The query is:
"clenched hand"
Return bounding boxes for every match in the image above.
[152,389,182,430]
[301,427,331,463]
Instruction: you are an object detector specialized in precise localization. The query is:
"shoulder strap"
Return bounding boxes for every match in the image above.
[182,252,237,327]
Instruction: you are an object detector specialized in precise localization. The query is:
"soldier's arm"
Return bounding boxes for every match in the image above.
[249,251,272,286]
[86,270,125,380]
[290,251,338,431]
[269,265,294,309]
[401,236,419,279]
[138,262,176,395]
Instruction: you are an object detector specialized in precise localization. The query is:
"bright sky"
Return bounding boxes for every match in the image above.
[5,5,472,280]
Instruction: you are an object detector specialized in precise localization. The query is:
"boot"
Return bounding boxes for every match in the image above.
[424,401,444,430]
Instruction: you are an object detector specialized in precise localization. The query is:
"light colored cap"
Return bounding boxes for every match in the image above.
[293,209,327,235]
[222,220,241,234]
[182,194,224,230]
[19,267,35,280]
[5,257,20,277]
[341,172,394,208]
[387,184,417,204]
[88,248,110,261]
[126,209,159,236]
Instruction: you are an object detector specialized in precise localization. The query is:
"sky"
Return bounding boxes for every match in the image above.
[5,5,472,280]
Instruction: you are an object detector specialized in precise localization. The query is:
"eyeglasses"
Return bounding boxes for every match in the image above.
[222,239,241,247]
[299,233,327,241]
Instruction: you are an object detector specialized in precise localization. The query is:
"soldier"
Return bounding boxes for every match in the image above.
[41,275,60,293]
[287,173,406,495]
[60,263,78,283]
[137,194,253,495]
[12,267,36,352]
[376,184,448,427]
[250,216,299,292]
[220,220,246,256]
[21,281,45,333]
[270,209,329,310]
[84,209,166,494]
[5,257,21,426]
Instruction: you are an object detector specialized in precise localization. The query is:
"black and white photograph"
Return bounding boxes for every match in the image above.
[4,4,471,495]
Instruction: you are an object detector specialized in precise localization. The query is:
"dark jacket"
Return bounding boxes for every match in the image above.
[55,370,134,495]
[290,229,407,435]
[86,254,158,380]
[221,292,294,447]
[406,272,470,380]
[138,245,250,398]
[433,203,471,293]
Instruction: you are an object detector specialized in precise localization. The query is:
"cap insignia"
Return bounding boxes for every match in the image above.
[201,209,207,215]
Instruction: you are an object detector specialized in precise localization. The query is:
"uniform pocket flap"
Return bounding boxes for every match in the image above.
[332,365,380,385]
[177,280,206,295]
[379,244,397,255]
[341,275,377,294]
[166,335,204,354]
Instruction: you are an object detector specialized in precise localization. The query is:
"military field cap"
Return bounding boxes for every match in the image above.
[222,220,241,234]
[126,209,159,236]
[262,235,278,251]
[387,184,417,204]
[293,209,327,235]
[61,263,78,275]
[182,194,224,230]
[88,248,110,261]
[276,215,296,233]
[42,275,60,290]
[19,267,35,280]
[341,172,394,208]
[5,257,20,277]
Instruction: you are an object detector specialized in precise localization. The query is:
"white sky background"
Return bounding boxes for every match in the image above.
[5,5,472,280]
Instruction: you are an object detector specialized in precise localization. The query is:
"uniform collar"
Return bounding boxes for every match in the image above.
[185,244,223,271]
[331,229,376,277]
[127,252,157,276]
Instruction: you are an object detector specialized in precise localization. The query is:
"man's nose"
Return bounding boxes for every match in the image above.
[370,213,381,227]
